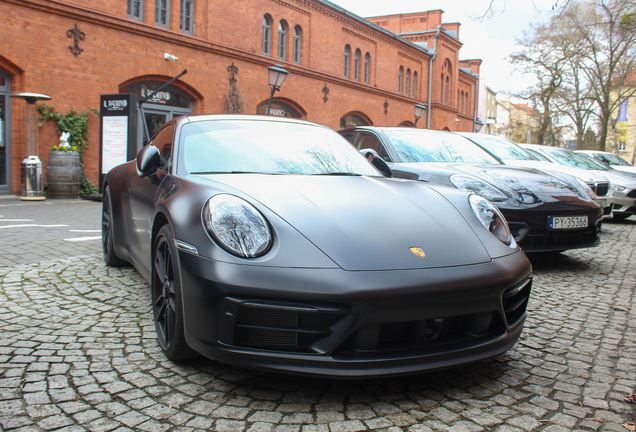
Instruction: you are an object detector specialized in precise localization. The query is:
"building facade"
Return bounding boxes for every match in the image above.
[0,0,480,195]
[607,87,636,164]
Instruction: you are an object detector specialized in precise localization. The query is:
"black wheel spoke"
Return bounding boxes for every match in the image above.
[157,300,167,340]
[155,246,167,281]
[165,305,175,345]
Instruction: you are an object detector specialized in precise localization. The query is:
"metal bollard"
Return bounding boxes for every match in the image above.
[20,156,45,200]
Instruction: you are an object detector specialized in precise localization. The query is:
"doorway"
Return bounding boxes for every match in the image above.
[120,81,193,154]
[0,71,10,194]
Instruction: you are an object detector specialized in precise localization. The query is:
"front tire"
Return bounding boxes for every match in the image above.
[102,186,126,267]
[152,225,193,361]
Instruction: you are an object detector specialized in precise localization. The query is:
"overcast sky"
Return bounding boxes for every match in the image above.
[330,0,558,99]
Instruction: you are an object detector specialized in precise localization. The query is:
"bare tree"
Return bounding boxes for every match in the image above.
[509,24,565,145]
[556,0,636,150]
[508,0,636,150]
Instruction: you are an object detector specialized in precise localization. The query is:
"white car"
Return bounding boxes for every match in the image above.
[523,144,636,220]
[459,134,614,219]
[575,150,636,175]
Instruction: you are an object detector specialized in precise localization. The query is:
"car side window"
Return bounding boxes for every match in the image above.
[352,132,392,162]
[150,124,175,172]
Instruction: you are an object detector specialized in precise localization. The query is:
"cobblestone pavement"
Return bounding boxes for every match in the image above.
[0,197,634,432]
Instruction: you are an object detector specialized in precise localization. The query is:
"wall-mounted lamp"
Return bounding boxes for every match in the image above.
[164,53,178,61]
[266,64,289,115]
[414,103,427,126]
[474,119,485,132]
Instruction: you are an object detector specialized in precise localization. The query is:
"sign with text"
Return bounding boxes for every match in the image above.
[99,93,137,192]
[102,116,128,174]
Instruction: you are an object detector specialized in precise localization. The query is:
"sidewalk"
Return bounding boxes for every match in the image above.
[0,195,102,267]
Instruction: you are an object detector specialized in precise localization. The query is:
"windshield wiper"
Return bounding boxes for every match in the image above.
[318,172,362,176]
[191,171,281,175]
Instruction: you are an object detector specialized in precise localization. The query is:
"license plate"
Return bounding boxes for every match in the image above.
[548,215,588,230]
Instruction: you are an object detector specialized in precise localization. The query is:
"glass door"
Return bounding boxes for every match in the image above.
[0,71,9,195]
[0,95,5,188]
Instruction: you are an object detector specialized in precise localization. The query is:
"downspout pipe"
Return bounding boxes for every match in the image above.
[473,75,479,132]
[427,26,441,129]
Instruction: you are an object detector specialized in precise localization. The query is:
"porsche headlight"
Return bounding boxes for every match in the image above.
[203,195,272,258]
[450,174,508,202]
[469,195,515,247]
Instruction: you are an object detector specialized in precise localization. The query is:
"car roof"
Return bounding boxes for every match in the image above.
[179,114,330,130]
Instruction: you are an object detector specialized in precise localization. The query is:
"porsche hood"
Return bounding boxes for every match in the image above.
[198,175,494,271]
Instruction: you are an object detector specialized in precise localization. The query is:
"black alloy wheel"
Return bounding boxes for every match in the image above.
[152,225,193,361]
[102,186,126,267]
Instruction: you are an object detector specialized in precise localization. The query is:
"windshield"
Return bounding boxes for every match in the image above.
[599,153,632,167]
[179,120,379,176]
[384,129,501,165]
[543,148,608,170]
[526,148,551,162]
[464,134,535,161]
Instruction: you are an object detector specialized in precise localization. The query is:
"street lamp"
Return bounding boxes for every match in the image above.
[10,92,52,201]
[266,64,289,115]
[414,103,427,126]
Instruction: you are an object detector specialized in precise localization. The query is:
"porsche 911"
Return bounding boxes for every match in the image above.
[102,115,532,377]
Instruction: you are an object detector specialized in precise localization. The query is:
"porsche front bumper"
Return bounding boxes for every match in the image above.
[175,249,532,378]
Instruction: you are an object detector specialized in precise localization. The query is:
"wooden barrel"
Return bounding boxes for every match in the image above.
[47,151,81,197]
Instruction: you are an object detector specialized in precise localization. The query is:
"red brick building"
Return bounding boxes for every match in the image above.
[0,0,481,195]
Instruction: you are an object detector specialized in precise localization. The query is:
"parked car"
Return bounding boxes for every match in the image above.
[339,127,604,253]
[523,144,636,220]
[575,150,636,175]
[102,115,532,378]
[458,133,614,219]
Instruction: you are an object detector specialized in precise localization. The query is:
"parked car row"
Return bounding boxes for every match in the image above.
[101,115,633,378]
[338,126,606,253]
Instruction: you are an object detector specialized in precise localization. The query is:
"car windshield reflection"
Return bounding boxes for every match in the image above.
[468,135,534,161]
[181,120,379,176]
[384,130,501,165]
[545,149,608,170]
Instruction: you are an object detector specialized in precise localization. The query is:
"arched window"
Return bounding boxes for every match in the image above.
[262,15,272,56]
[445,76,449,104]
[364,53,370,84]
[354,49,361,81]
[344,45,350,78]
[293,26,302,64]
[412,71,417,98]
[440,74,444,103]
[278,20,287,61]
[466,94,470,114]
[406,69,411,96]
[398,66,404,93]
[441,59,452,105]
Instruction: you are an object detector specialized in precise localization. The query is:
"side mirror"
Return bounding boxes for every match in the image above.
[361,149,392,178]
[136,145,161,178]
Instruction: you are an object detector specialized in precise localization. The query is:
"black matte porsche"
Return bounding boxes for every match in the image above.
[339,127,604,253]
[102,115,532,377]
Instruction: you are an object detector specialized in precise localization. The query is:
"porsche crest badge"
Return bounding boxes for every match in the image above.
[410,247,425,258]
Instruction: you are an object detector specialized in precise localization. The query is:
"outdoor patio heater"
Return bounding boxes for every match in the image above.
[10,92,51,200]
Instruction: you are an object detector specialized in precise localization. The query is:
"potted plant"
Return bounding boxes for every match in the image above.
[47,132,81,197]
